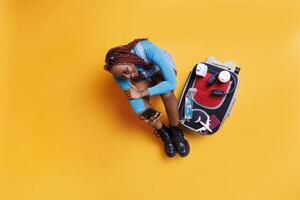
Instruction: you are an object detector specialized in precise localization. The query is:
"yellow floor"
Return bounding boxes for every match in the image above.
[1,0,300,200]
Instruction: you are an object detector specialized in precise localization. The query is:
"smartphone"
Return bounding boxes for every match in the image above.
[140,108,161,120]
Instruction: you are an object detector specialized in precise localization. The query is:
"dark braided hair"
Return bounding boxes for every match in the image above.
[104,38,153,71]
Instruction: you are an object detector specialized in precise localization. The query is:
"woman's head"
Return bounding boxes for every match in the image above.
[109,63,139,80]
[104,38,152,79]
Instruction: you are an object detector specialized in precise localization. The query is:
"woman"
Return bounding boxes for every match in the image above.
[104,38,190,157]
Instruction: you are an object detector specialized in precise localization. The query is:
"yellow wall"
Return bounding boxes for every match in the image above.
[1,0,300,199]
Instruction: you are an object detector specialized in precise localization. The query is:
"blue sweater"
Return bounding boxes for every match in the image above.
[113,40,177,114]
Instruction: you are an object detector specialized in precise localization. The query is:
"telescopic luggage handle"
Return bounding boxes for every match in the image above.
[206,55,241,74]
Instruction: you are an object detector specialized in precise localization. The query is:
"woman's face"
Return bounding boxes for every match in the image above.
[109,63,139,80]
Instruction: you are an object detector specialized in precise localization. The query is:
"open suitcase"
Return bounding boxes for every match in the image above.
[178,56,241,135]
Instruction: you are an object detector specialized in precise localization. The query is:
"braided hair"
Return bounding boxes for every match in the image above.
[104,38,153,71]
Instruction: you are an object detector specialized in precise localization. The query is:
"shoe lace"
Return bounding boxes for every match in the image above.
[171,126,184,140]
[154,128,171,142]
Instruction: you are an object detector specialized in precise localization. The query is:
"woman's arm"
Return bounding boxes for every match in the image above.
[113,76,146,114]
[141,40,177,96]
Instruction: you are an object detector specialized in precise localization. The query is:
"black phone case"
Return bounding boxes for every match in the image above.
[141,108,159,120]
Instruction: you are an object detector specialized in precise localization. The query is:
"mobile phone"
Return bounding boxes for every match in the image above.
[140,108,161,120]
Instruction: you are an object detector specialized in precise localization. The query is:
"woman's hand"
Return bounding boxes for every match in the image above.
[125,85,148,99]
[138,112,162,126]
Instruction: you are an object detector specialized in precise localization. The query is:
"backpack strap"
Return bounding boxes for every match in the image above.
[134,42,150,64]
[132,41,176,77]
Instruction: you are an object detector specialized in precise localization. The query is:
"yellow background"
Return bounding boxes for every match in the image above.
[1,0,300,199]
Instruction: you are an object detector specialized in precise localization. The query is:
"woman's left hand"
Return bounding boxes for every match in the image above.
[125,85,145,99]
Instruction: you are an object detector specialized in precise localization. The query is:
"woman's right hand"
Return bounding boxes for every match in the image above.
[124,85,149,99]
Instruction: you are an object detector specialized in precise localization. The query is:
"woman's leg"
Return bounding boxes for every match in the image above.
[130,79,177,157]
[160,91,180,127]
[151,72,180,126]
[151,72,190,157]
[130,79,163,129]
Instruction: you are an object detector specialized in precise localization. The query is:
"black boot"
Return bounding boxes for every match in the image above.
[169,126,190,157]
[155,124,177,158]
